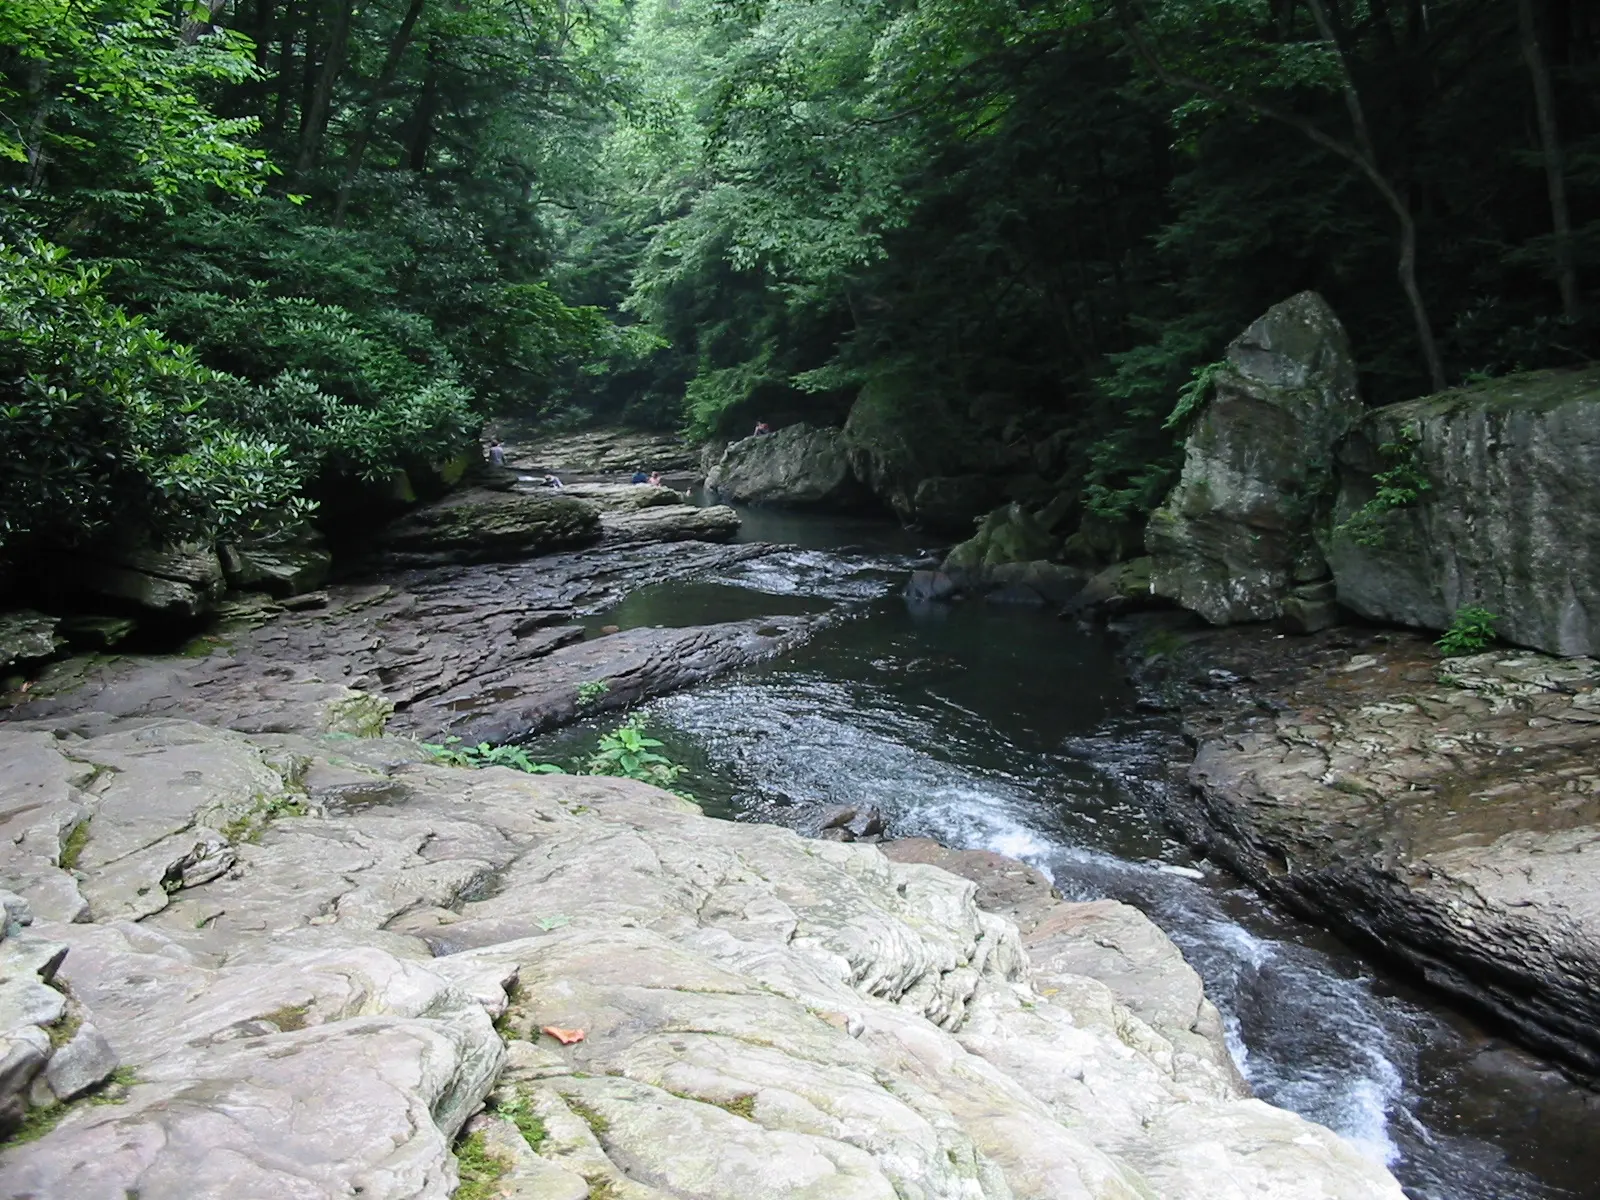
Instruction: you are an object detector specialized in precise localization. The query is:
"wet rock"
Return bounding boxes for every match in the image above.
[1064,557,1155,617]
[705,424,869,509]
[58,614,137,649]
[0,611,63,670]
[375,489,602,567]
[1281,580,1341,634]
[601,503,740,544]
[1167,627,1600,1078]
[910,474,1008,535]
[1147,292,1361,624]
[818,804,887,841]
[407,615,818,745]
[558,482,684,510]
[44,542,227,618]
[4,540,787,744]
[905,569,965,604]
[1324,366,1600,655]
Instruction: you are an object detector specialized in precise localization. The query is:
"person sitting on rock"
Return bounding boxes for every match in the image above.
[631,469,649,484]
[488,439,506,467]
[648,471,662,487]
[753,421,772,437]
[543,474,564,490]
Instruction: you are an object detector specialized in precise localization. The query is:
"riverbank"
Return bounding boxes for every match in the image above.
[1119,617,1600,1080]
[0,435,1418,1197]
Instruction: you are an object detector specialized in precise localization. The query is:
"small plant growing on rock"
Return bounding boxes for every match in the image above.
[422,737,564,774]
[577,680,610,707]
[584,720,684,790]
[1436,606,1500,657]
[1334,426,1430,547]
[451,1129,512,1200]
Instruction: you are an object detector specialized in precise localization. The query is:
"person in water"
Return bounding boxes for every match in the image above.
[648,471,662,487]
[488,439,506,467]
[631,470,649,484]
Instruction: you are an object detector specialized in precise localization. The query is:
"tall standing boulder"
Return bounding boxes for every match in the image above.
[705,424,868,509]
[1146,292,1362,624]
[1324,367,1600,656]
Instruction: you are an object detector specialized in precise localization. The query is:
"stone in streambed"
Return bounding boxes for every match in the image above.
[601,503,741,543]
[1147,292,1361,624]
[705,423,869,510]
[1324,366,1600,655]
[376,489,602,567]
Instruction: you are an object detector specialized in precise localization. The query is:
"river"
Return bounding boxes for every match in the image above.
[531,503,1598,1200]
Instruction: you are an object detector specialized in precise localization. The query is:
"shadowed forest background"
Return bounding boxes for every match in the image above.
[3,0,1599,566]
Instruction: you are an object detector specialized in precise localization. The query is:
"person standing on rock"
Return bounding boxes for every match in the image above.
[488,439,506,468]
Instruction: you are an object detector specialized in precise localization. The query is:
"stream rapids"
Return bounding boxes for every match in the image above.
[528,503,1597,1200]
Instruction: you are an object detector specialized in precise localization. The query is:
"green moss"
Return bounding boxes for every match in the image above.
[4,1066,137,1146]
[493,1089,548,1151]
[257,1003,311,1032]
[59,818,91,871]
[562,1094,610,1136]
[47,1010,82,1049]
[451,1130,512,1200]
[715,1094,757,1120]
[220,792,309,844]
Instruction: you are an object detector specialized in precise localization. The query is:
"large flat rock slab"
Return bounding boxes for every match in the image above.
[2,540,794,744]
[1157,624,1600,1076]
[0,718,1404,1199]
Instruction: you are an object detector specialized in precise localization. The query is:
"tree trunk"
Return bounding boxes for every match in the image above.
[1518,0,1581,321]
[180,0,232,44]
[332,0,428,224]
[290,0,358,184]
[1305,0,1445,391]
[406,47,442,172]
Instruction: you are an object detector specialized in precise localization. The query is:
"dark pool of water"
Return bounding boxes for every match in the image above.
[529,504,1599,1200]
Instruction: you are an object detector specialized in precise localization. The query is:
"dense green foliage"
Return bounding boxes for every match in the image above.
[562,0,1600,524]
[4,0,1598,563]
[0,0,619,560]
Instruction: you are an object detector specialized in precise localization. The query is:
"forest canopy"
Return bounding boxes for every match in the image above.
[2,0,1597,555]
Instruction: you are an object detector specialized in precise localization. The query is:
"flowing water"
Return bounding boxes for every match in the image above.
[532,504,1599,1200]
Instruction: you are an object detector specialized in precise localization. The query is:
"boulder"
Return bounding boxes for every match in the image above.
[375,489,602,567]
[1146,292,1362,624]
[841,374,1035,526]
[45,542,228,619]
[219,526,332,598]
[0,611,63,670]
[1323,367,1600,656]
[705,424,868,509]
[944,504,1058,571]
[600,503,741,544]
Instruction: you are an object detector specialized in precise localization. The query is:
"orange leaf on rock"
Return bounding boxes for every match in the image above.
[542,1026,586,1045]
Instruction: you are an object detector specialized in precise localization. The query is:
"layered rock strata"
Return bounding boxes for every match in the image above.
[3,539,806,746]
[0,717,1404,1199]
[1161,625,1600,1075]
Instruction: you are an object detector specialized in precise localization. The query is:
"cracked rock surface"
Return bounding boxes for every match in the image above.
[0,717,1403,1199]
[1157,624,1600,1077]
